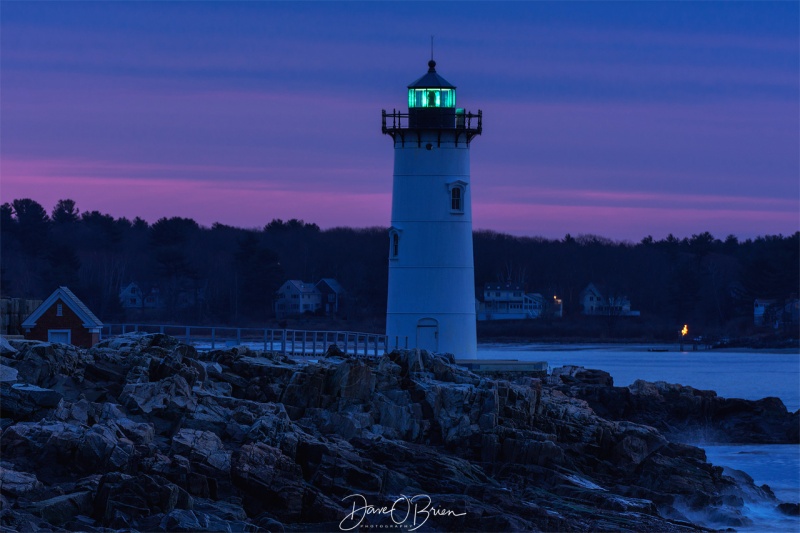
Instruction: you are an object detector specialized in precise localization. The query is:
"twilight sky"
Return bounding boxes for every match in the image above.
[2,2,798,241]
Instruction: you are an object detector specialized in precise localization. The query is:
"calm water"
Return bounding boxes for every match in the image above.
[477,343,800,411]
[478,343,800,530]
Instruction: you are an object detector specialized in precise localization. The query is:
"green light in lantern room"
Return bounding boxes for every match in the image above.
[408,88,456,108]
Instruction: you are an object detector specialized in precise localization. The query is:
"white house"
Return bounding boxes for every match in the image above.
[119,282,163,310]
[754,298,799,328]
[316,278,344,316]
[477,282,564,321]
[478,282,541,320]
[274,279,345,319]
[579,283,639,316]
[754,298,776,326]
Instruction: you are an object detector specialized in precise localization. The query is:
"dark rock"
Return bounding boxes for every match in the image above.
[0,364,18,383]
[0,508,56,532]
[324,344,344,357]
[552,365,614,386]
[11,342,91,388]
[158,508,251,532]
[0,382,63,421]
[0,337,783,532]
[94,472,191,525]
[567,376,799,444]
[21,491,93,526]
[0,338,18,357]
[120,375,197,417]
[777,502,800,516]
[1,419,137,478]
[230,442,305,519]
[0,465,42,497]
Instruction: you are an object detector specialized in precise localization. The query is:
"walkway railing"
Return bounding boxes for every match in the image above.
[101,324,388,357]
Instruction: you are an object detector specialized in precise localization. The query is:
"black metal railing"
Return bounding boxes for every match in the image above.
[382,109,482,146]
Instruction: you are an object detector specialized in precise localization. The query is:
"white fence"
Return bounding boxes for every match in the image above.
[101,324,389,357]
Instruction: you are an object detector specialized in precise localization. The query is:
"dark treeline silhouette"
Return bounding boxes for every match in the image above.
[2,198,798,340]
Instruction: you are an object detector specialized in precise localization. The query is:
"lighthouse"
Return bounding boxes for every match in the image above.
[382,59,482,358]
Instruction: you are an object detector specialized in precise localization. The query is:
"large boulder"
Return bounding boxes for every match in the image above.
[93,472,192,527]
[0,383,62,421]
[10,342,92,388]
[569,377,799,444]
[1,419,136,478]
[0,464,42,498]
[120,375,197,417]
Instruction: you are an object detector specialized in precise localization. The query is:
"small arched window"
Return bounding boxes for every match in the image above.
[389,228,401,260]
[446,181,467,214]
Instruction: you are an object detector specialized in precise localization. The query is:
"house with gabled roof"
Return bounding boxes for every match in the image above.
[119,282,164,310]
[316,278,344,316]
[274,278,345,319]
[274,280,322,319]
[21,286,104,347]
[754,297,799,328]
[579,283,639,317]
[477,281,544,320]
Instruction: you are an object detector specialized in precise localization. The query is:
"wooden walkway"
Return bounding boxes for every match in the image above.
[101,324,388,357]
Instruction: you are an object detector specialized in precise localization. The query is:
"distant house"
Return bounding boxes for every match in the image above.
[579,283,639,317]
[316,278,345,316]
[753,298,777,326]
[787,299,800,326]
[274,279,345,319]
[477,282,553,321]
[754,298,799,328]
[119,282,164,310]
[21,286,103,347]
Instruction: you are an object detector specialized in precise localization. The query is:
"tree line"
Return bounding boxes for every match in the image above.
[2,198,798,339]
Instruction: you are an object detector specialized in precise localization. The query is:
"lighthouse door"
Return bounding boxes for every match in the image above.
[416,318,439,353]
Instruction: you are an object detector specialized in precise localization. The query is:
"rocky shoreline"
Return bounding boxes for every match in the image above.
[0,334,797,532]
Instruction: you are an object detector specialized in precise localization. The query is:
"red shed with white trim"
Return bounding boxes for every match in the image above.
[21,287,103,347]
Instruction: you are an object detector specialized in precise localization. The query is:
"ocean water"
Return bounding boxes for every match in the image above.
[478,343,800,530]
[703,445,800,532]
[477,343,800,411]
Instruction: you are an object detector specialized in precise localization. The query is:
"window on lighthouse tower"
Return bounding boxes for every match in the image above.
[389,229,400,259]
[451,187,462,211]
[447,181,466,214]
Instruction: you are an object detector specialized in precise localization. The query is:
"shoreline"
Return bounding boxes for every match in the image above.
[1,334,797,531]
[478,340,800,354]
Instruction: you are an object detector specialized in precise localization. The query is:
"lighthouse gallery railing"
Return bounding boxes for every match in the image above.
[382,109,482,146]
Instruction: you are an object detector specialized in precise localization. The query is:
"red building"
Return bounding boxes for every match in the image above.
[21,287,103,348]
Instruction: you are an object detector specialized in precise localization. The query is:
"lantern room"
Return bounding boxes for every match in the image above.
[406,60,459,129]
[382,59,481,146]
[408,60,456,108]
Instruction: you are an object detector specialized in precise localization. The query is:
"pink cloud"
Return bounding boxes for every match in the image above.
[0,159,391,229]
[474,202,798,242]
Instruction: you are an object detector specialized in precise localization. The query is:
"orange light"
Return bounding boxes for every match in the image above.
[681,324,688,336]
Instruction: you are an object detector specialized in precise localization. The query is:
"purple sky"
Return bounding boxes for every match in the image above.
[2,2,798,241]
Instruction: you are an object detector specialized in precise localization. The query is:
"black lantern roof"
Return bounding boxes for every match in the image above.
[407,60,455,89]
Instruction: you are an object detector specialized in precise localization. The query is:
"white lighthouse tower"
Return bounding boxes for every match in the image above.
[382,59,482,358]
